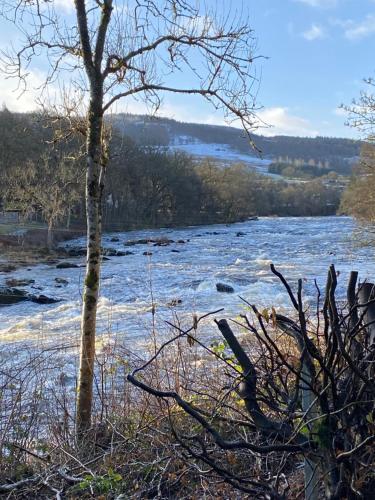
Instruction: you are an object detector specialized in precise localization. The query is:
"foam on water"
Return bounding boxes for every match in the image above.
[1,216,375,352]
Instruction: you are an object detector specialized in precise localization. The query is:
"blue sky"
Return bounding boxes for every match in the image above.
[248,0,375,138]
[0,0,374,138]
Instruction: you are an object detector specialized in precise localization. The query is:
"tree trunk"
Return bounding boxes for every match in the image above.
[301,364,320,500]
[358,282,375,345]
[76,91,104,437]
[47,219,54,252]
[66,206,71,229]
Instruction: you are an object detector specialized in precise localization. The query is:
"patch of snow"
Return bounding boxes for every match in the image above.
[168,140,277,177]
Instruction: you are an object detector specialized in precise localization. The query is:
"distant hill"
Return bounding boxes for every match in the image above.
[111,113,361,175]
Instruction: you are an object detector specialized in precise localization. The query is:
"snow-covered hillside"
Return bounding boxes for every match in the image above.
[111,114,360,177]
[168,135,275,176]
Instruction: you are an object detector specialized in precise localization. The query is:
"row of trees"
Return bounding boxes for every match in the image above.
[0,110,342,239]
[269,161,336,179]
[106,144,342,226]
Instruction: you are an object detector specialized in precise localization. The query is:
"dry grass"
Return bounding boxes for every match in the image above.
[0,318,307,499]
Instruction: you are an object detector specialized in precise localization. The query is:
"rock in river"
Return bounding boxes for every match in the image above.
[124,238,155,246]
[66,247,86,257]
[5,278,35,287]
[102,248,134,257]
[55,277,69,285]
[167,298,182,307]
[0,287,61,306]
[0,264,16,273]
[30,294,61,304]
[216,283,235,293]
[102,248,119,256]
[56,262,79,269]
[0,287,28,305]
[153,238,174,246]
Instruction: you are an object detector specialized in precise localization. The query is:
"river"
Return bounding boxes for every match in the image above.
[1,216,375,360]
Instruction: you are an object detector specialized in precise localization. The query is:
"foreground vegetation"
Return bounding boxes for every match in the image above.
[1,266,374,498]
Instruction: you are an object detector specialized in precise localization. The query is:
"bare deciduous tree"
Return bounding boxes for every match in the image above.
[1,0,261,435]
[342,77,375,142]
[340,78,375,224]
[3,153,82,250]
[129,265,375,499]
[340,143,375,223]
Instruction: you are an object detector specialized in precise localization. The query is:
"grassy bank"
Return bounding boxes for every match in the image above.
[0,224,85,274]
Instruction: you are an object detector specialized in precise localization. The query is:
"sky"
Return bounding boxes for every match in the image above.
[0,0,374,139]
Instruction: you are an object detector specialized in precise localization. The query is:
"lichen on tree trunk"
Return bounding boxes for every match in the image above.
[76,99,105,436]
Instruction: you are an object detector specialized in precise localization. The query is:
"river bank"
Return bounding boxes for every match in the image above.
[0,227,85,272]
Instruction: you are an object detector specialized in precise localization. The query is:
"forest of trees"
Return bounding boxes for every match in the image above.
[112,113,360,172]
[0,109,343,239]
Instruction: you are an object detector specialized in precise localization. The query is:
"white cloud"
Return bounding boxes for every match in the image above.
[257,107,319,137]
[303,24,325,40]
[0,70,52,112]
[1,76,321,139]
[294,0,337,8]
[111,96,230,126]
[53,0,75,13]
[344,15,375,40]
[115,100,320,137]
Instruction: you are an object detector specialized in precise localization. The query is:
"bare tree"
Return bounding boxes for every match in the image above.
[128,265,375,499]
[342,77,375,142]
[3,153,82,250]
[1,0,260,435]
[340,78,375,224]
[340,142,375,223]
